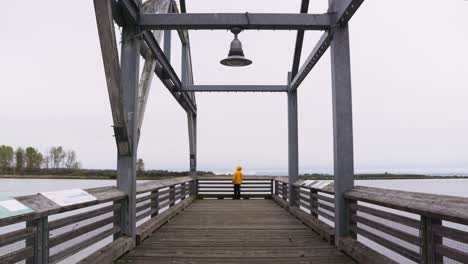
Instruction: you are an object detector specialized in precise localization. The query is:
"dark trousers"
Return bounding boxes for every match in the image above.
[233,184,241,199]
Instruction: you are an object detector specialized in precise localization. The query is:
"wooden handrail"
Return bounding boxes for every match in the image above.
[271,178,468,263]
[0,176,196,264]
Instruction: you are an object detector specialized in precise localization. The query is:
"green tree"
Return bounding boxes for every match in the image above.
[15,147,25,174]
[137,158,145,176]
[65,150,77,169]
[25,147,43,172]
[0,145,14,174]
[49,146,66,169]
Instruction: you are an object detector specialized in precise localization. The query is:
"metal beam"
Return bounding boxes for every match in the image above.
[291,0,310,79]
[182,85,288,92]
[329,14,355,242]
[333,0,365,26]
[141,30,197,114]
[287,72,299,208]
[179,0,186,13]
[118,0,139,25]
[170,0,188,44]
[93,0,130,155]
[140,13,331,30]
[289,32,333,91]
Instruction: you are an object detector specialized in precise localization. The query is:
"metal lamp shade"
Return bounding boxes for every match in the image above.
[220,37,252,67]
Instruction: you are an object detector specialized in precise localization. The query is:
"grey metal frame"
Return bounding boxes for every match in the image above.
[94,0,365,244]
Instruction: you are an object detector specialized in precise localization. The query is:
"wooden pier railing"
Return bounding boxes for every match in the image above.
[196,176,273,199]
[272,177,468,264]
[0,177,195,264]
[2,176,468,264]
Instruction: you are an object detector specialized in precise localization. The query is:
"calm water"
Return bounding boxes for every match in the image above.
[1,178,468,197]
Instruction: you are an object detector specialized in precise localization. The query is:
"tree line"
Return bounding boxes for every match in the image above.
[0,145,81,175]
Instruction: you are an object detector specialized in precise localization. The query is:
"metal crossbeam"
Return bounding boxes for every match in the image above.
[139,13,331,30]
[118,0,139,25]
[291,0,310,79]
[141,31,197,114]
[289,32,333,91]
[334,0,365,26]
[182,85,288,92]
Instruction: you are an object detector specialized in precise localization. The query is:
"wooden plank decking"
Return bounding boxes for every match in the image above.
[117,199,355,263]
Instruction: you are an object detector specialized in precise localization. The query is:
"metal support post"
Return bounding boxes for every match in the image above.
[328,4,355,240]
[182,42,197,181]
[287,72,299,207]
[117,18,140,240]
[164,28,171,61]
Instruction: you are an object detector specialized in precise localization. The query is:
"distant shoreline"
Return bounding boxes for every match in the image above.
[0,173,467,180]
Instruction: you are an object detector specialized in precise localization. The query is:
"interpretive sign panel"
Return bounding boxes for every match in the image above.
[41,189,97,207]
[311,180,333,189]
[0,195,33,219]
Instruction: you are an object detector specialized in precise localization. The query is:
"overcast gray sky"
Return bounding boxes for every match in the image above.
[1,0,467,175]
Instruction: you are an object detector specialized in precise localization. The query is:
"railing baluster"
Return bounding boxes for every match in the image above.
[151,190,159,218]
[348,199,357,239]
[270,179,273,195]
[310,189,318,218]
[180,182,186,200]
[169,185,176,207]
[26,217,48,264]
[421,216,443,264]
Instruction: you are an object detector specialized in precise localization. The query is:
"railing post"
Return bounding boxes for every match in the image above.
[192,180,197,196]
[181,182,186,200]
[150,190,159,218]
[114,199,125,239]
[310,189,319,218]
[348,199,357,239]
[274,180,278,196]
[282,183,288,201]
[270,179,274,195]
[26,217,48,264]
[421,216,443,264]
[169,185,176,207]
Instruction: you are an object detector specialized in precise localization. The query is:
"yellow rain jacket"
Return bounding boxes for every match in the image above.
[232,166,243,185]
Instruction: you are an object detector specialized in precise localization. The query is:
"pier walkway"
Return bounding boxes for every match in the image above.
[117,199,354,264]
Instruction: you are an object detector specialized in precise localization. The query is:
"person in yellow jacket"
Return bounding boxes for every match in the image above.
[232,166,243,199]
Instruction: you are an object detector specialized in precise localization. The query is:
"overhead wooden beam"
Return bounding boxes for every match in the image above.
[139,13,331,30]
[137,0,171,133]
[93,0,130,155]
[289,32,333,91]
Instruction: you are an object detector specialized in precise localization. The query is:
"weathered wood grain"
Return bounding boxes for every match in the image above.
[338,237,397,264]
[136,195,195,244]
[0,227,35,247]
[93,0,127,133]
[289,206,335,244]
[119,199,354,264]
[78,236,134,264]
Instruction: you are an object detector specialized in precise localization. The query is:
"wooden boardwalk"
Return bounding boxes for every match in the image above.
[117,199,355,264]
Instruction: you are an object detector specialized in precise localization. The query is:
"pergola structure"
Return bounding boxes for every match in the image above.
[93,0,364,244]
